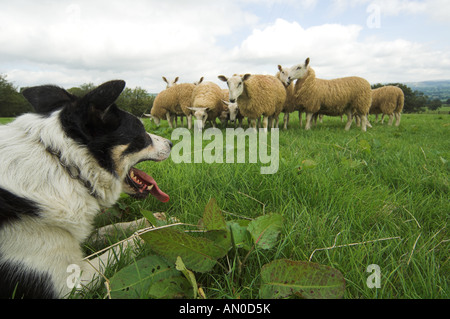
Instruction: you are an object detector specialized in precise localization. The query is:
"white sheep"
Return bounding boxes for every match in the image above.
[218,74,286,131]
[276,66,298,129]
[162,76,179,88]
[370,86,405,126]
[279,58,372,132]
[188,81,225,130]
[150,78,203,128]
[220,88,244,128]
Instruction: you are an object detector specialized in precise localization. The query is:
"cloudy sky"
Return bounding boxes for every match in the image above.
[1,0,449,93]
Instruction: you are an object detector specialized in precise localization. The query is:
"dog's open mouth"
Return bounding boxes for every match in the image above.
[126,167,169,202]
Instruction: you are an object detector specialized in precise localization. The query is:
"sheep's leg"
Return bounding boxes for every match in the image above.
[361,114,367,132]
[257,117,261,129]
[375,114,379,123]
[344,111,353,131]
[381,114,385,124]
[356,115,361,127]
[262,116,269,132]
[166,112,173,129]
[187,114,193,130]
[249,118,257,132]
[366,115,372,128]
[299,111,303,127]
[388,114,394,126]
[304,113,314,130]
[395,112,401,126]
[274,115,280,129]
[319,114,323,124]
[283,113,288,130]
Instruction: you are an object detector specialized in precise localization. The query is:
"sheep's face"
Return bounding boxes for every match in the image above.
[277,65,290,87]
[224,101,239,122]
[218,74,251,103]
[286,57,310,85]
[188,107,209,130]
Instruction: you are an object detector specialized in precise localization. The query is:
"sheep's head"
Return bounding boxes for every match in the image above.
[162,76,179,88]
[285,57,310,86]
[218,74,251,104]
[222,100,239,123]
[277,65,290,87]
[188,107,209,130]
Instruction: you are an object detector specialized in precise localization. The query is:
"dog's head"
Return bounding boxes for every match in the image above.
[22,80,172,202]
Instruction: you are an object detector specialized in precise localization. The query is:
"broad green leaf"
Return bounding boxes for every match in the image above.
[141,210,168,227]
[259,259,346,299]
[176,256,198,299]
[227,220,252,250]
[147,276,193,299]
[140,226,227,272]
[247,213,283,249]
[202,198,227,231]
[204,230,232,252]
[109,255,180,299]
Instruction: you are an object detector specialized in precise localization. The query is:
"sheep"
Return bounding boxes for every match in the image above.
[220,88,244,128]
[162,76,179,88]
[150,78,203,128]
[218,74,286,132]
[188,81,225,130]
[369,86,404,126]
[279,58,372,132]
[276,66,298,129]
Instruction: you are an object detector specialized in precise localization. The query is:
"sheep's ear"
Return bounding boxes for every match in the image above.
[162,76,168,84]
[305,57,310,68]
[174,77,179,83]
[278,65,283,72]
[218,75,228,82]
[243,74,251,81]
[222,100,231,106]
[198,77,204,84]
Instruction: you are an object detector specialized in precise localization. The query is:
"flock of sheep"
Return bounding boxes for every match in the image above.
[147,58,405,132]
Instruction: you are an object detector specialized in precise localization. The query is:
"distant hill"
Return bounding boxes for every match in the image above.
[404,80,450,101]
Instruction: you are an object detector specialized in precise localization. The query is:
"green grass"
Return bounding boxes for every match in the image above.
[2,113,448,299]
[103,113,448,299]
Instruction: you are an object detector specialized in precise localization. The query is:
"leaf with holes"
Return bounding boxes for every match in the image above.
[140,226,227,273]
[247,213,283,249]
[259,259,346,299]
[109,255,181,299]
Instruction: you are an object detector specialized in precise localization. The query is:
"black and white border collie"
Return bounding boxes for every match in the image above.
[0,80,172,298]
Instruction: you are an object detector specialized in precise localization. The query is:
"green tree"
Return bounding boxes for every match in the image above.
[427,98,442,111]
[0,74,33,117]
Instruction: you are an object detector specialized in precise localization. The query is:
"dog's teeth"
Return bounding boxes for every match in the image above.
[130,171,135,177]
[147,185,154,191]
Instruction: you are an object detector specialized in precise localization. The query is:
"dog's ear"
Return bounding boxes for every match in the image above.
[84,80,126,130]
[22,85,76,114]
[86,80,125,112]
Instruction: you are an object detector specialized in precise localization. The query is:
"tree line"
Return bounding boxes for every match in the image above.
[0,74,444,118]
[0,74,155,117]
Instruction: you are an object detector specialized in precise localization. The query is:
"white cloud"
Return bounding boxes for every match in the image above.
[0,0,449,93]
[228,18,450,83]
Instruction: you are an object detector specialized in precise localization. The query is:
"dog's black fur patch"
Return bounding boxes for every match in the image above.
[0,255,57,299]
[0,188,40,229]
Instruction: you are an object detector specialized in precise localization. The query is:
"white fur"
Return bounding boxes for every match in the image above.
[0,110,171,298]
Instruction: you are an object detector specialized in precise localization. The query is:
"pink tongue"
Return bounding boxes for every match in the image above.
[132,168,169,203]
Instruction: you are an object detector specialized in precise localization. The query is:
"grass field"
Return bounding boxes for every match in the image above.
[1,113,449,299]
